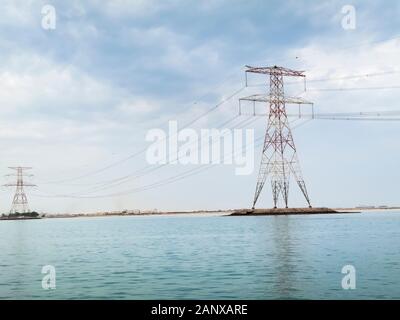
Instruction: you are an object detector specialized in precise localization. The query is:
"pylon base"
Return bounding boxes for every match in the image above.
[231,207,357,216]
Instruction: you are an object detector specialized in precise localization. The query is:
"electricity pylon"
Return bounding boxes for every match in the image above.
[4,167,36,214]
[240,66,312,209]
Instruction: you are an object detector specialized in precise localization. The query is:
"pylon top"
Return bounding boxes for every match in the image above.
[245,65,305,77]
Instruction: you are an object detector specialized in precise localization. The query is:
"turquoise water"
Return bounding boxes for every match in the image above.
[0,211,399,299]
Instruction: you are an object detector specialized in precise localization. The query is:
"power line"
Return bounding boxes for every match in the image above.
[32,117,310,200]
[40,114,260,197]
[307,85,400,92]
[37,33,400,186]
[32,104,400,200]
[240,110,400,121]
[33,133,266,199]
[66,115,245,195]
[249,33,400,67]
[242,109,400,116]
[41,86,246,185]
[314,116,400,121]
[246,70,400,88]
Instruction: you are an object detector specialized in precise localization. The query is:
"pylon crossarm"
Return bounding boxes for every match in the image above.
[239,94,312,105]
[245,65,306,77]
[3,183,36,187]
[5,174,34,177]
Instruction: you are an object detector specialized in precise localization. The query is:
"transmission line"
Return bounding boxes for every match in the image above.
[40,114,260,197]
[32,117,309,200]
[41,86,246,185]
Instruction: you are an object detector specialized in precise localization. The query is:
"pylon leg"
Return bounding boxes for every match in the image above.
[252,163,268,208]
[288,153,312,208]
[251,106,311,209]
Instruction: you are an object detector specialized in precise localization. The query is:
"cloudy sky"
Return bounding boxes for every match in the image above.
[0,0,399,213]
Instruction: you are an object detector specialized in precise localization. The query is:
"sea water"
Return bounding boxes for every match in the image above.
[0,211,399,299]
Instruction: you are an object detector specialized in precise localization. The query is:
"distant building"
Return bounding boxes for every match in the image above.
[356,205,376,209]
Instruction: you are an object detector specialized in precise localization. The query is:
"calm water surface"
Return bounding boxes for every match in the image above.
[0,211,399,299]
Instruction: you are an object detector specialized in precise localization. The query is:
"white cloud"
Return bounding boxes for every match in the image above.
[91,0,179,18]
[0,0,38,27]
[126,25,222,76]
[0,51,160,118]
[281,37,400,114]
[116,97,160,115]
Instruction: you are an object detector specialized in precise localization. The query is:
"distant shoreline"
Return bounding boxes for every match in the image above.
[0,217,41,221]
[26,206,400,220]
[336,207,400,212]
[43,210,231,219]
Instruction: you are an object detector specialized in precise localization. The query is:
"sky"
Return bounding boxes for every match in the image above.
[0,0,399,213]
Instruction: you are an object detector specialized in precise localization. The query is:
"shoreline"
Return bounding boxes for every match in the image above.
[0,217,41,221]
[1,206,396,220]
[43,210,231,219]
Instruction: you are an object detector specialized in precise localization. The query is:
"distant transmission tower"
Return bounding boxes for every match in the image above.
[4,167,36,213]
[240,66,313,209]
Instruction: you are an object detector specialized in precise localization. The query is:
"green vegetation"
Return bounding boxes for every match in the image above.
[1,211,40,219]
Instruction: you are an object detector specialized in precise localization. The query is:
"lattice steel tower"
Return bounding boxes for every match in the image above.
[240,66,312,209]
[4,167,36,213]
